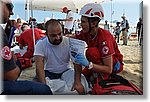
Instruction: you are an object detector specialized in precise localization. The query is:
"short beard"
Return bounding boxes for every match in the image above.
[48,37,63,45]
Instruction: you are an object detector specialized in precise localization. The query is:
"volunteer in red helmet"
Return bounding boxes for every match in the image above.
[74,3,124,83]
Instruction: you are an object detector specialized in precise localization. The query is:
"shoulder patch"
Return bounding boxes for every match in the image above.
[102,46,109,55]
[1,46,12,60]
[76,31,81,35]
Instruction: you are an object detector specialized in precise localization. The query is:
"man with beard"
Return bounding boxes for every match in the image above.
[34,19,89,94]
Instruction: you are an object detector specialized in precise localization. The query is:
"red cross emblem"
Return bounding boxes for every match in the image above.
[102,46,109,55]
[1,46,12,60]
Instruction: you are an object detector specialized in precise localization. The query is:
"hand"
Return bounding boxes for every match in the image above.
[71,82,85,95]
[57,19,64,21]
[74,53,89,67]
[114,61,120,71]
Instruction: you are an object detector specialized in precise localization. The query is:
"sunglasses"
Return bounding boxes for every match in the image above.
[5,3,14,11]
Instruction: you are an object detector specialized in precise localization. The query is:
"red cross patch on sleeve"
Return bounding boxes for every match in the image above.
[1,46,12,60]
[102,46,109,55]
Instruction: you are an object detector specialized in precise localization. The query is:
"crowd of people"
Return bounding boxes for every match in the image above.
[1,0,142,95]
[104,16,143,46]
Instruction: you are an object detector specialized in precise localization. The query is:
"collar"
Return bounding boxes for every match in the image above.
[0,24,6,29]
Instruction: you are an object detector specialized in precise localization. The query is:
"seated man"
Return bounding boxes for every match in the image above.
[34,19,89,94]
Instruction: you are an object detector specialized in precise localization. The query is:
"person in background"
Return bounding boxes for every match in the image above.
[21,23,30,32]
[14,18,23,36]
[18,24,45,59]
[4,20,12,40]
[8,19,17,47]
[0,0,52,95]
[121,15,129,45]
[16,18,22,26]
[28,16,32,26]
[30,18,37,28]
[114,22,121,43]
[136,17,143,45]
[61,7,74,35]
[104,20,110,31]
[73,19,82,35]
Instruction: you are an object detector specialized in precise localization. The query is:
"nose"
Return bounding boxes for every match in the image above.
[81,22,84,27]
[56,35,60,40]
[10,10,14,15]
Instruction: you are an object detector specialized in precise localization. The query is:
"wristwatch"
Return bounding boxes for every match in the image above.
[88,62,93,70]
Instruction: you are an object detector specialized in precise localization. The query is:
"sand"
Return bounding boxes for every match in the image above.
[18,39,143,91]
[118,39,143,91]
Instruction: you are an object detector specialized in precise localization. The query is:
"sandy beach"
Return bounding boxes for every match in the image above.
[118,39,143,91]
[18,38,143,92]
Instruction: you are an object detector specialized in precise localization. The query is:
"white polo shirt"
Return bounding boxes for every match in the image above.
[34,36,71,73]
[64,11,74,30]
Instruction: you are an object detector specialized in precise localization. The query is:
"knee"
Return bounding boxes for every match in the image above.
[31,82,53,95]
[86,47,102,64]
[39,84,53,95]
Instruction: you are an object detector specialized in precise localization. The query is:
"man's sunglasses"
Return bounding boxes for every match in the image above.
[1,1,14,11]
[5,3,14,11]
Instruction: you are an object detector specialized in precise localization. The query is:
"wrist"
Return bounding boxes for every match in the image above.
[87,62,93,70]
[74,79,81,84]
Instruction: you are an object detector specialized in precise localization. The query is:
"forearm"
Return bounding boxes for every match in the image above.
[72,63,85,94]
[92,63,112,74]
[35,56,46,83]
[4,66,20,80]
[74,63,82,83]
[36,65,46,83]
[91,56,113,74]
[63,18,73,21]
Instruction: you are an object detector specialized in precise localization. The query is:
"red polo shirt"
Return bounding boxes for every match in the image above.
[76,28,116,58]
[76,28,123,73]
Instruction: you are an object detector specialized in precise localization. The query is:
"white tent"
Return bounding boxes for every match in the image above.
[25,0,104,47]
[27,0,104,13]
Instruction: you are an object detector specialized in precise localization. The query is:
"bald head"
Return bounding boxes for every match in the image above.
[45,19,63,45]
[45,19,62,32]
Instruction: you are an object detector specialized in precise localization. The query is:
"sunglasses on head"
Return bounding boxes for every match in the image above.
[6,3,14,11]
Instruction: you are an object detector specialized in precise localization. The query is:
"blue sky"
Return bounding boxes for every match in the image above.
[10,0,142,27]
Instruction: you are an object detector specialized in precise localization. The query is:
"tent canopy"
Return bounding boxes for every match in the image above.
[28,0,104,13]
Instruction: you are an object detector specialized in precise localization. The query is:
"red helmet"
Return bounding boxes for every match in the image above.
[79,3,104,20]
[62,7,68,12]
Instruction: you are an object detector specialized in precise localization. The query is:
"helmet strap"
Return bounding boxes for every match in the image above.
[88,18,101,33]
[88,18,92,33]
